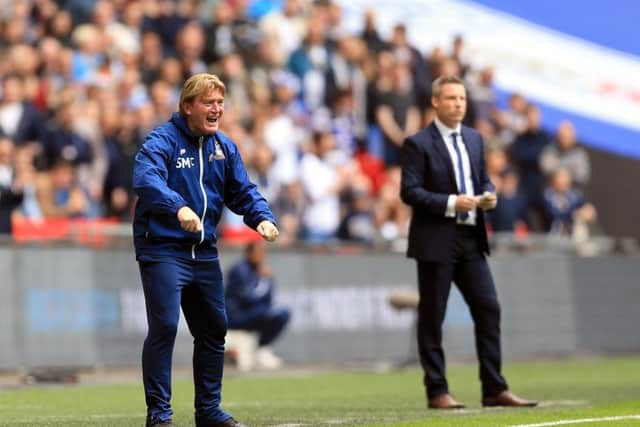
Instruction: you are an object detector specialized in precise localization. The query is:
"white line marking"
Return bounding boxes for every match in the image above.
[536,400,589,408]
[506,414,640,427]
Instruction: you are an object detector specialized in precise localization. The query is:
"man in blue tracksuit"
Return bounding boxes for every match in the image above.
[133,73,279,427]
[225,241,290,369]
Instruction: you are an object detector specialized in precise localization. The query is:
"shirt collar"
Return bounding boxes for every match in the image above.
[434,117,462,141]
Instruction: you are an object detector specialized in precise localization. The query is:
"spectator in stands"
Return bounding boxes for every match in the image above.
[149,79,179,125]
[425,46,445,84]
[485,148,527,233]
[203,2,236,63]
[13,145,42,220]
[0,137,24,234]
[140,0,189,56]
[158,57,184,91]
[467,66,496,124]
[329,88,358,158]
[217,52,253,127]
[175,22,207,77]
[34,158,95,218]
[374,59,421,167]
[140,31,165,86]
[540,120,591,193]
[510,104,552,230]
[389,23,430,112]
[337,161,375,245]
[374,167,410,247]
[248,143,279,204]
[360,9,387,54]
[543,167,597,235]
[258,0,307,66]
[225,241,291,369]
[287,14,330,112]
[299,129,346,244]
[496,92,527,147]
[489,167,528,233]
[69,24,104,85]
[365,48,394,160]
[262,78,302,186]
[270,182,302,248]
[34,37,67,109]
[486,147,509,193]
[102,104,141,219]
[41,97,93,170]
[44,9,73,47]
[91,0,140,57]
[0,75,45,146]
[326,35,368,142]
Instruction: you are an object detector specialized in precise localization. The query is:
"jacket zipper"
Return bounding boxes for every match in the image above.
[192,137,208,259]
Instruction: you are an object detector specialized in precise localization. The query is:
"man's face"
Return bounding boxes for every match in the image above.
[432,83,466,128]
[183,88,225,136]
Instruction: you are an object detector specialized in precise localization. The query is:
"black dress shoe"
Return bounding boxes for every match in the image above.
[428,393,466,409]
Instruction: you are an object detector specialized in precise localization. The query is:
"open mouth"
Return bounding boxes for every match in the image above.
[206,116,219,125]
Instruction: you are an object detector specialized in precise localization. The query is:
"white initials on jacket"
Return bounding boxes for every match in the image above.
[176,156,196,168]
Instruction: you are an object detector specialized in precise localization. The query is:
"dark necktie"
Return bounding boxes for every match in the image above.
[451,132,469,220]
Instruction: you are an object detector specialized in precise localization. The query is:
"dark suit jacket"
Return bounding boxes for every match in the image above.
[400,121,494,262]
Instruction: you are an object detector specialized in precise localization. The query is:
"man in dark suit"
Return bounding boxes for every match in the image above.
[400,75,537,410]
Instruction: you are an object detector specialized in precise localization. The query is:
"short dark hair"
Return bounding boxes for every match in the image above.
[431,75,465,98]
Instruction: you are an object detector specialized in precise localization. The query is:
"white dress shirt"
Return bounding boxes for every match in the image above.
[434,118,477,225]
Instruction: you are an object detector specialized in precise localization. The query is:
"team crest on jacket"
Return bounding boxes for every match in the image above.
[213,141,225,160]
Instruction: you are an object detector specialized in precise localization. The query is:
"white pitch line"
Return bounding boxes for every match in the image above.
[536,400,589,408]
[506,414,640,427]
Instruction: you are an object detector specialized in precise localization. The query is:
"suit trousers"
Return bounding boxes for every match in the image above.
[139,257,231,425]
[416,225,508,399]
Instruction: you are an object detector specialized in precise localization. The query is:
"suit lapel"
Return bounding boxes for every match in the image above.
[429,122,457,190]
[461,127,480,187]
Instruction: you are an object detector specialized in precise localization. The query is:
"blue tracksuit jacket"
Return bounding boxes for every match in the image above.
[133,112,275,261]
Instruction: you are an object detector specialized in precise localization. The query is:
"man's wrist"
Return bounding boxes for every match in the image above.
[445,195,457,217]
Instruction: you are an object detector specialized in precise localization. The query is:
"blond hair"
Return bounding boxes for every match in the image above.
[431,75,465,98]
[179,73,226,115]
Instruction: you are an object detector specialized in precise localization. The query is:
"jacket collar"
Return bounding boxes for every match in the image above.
[433,117,462,140]
[170,112,215,143]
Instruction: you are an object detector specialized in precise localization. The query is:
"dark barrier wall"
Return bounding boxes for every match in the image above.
[585,147,640,241]
[0,246,639,370]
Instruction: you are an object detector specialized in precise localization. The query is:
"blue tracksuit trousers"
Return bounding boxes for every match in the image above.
[139,257,232,425]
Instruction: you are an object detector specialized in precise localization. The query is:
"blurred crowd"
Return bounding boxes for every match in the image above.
[0,0,598,247]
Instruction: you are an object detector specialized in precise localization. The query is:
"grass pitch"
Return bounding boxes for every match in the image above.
[1,357,639,426]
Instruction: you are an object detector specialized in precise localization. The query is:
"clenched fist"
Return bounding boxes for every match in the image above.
[257,220,279,242]
[177,206,202,233]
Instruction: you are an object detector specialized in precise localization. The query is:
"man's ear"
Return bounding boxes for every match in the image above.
[182,102,192,116]
[431,96,438,109]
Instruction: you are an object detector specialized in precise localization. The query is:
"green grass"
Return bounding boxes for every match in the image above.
[1,357,640,426]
